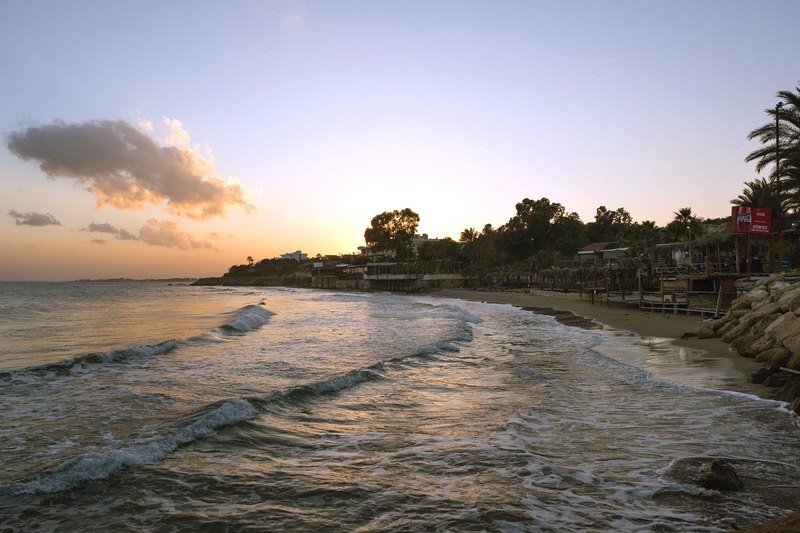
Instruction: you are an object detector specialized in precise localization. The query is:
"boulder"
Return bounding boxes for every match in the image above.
[698,459,744,491]
[722,321,753,344]
[785,351,800,371]
[717,319,740,339]
[736,335,775,358]
[695,324,718,339]
[763,373,790,388]
[768,280,792,297]
[755,346,786,364]
[748,301,783,323]
[778,286,800,313]
[730,332,759,356]
[790,397,800,415]
[764,312,800,344]
[705,316,729,332]
[751,314,781,337]
[765,349,792,372]
[783,334,800,360]
[774,378,800,404]
[745,288,770,308]
[751,367,773,384]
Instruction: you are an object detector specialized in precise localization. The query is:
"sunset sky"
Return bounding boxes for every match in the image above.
[1,1,798,281]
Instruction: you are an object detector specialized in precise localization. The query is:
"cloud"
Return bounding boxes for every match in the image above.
[90,238,106,245]
[6,119,253,220]
[8,209,62,226]
[84,219,217,250]
[86,222,119,234]
[139,219,216,250]
[117,228,139,241]
[84,221,140,241]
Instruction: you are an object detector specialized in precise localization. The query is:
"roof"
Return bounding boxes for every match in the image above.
[580,242,614,252]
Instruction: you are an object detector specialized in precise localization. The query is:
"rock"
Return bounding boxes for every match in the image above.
[766,349,791,372]
[786,351,800,371]
[723,329,760,357]
[790,398,800,415]
[705,317,729,332]
[736,335,775,358]
[755,346,787,365]
[722,321,753,343]
[753,314,781,335]
[748,301,783,324]
[769,280,792,297]
[745,288,770,308]
[774,378,800,404]
[764,312,800,344]
[778,286,800,312]
[731,332,762,357]
[730,308,751,319]
[783,334,800,360]
[717,319,740,338]
[763,373,790,388]
[698,459,744,491]
[751,368,773,384]
[696,324,717,339]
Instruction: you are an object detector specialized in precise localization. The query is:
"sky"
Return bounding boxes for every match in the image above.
[1,0,798,281]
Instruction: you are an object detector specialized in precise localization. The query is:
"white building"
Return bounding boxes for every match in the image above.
[280,250,308,262]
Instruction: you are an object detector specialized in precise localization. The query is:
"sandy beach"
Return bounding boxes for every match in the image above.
[435,288,770,399]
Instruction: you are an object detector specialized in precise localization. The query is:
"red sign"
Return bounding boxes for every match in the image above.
[731,206,772,234]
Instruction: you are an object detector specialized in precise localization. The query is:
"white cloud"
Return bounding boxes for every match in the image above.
[7,119,253,220]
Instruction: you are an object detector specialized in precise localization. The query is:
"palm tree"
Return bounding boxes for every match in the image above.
[669,207,703,242]
[459,227,479,243]
[745,84,800,217]
[732,178,785,219]
[246,256,254,266]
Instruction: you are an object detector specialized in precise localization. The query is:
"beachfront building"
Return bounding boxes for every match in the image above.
[280,250,308,262]
[311,261,475,291]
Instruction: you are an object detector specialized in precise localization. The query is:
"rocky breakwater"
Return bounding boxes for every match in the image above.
[696,275,800,413]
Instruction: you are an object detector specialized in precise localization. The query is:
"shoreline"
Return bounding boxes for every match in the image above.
[433,287,800,532]
[433,288,771,400]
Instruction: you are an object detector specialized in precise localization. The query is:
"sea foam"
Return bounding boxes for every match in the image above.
[8,398,257,494]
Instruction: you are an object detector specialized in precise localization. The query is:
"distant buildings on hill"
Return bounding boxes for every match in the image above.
[280,250,308,262]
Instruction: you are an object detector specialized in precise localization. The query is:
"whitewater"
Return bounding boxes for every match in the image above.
[0,281,798,531]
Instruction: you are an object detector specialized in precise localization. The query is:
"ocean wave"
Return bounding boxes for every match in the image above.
[6,398,257,495]
[220,301,275,333]
[1,339,180,379]
[1,301,274,379]
[257,366,387,409]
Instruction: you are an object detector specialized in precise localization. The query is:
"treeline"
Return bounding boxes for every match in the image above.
[361,199,722,276]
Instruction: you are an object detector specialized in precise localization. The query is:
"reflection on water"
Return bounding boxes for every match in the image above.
[596,330,766,395]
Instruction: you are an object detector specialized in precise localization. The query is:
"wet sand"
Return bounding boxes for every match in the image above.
[434,288,770,399]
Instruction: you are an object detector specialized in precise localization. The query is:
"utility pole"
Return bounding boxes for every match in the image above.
[776,101,784,219]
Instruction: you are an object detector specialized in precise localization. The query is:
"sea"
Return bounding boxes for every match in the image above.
[0,281,798,532]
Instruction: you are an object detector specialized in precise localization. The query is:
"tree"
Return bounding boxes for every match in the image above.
[363,208,420,259]
[586,205,633,243]
[745,84,800,217]
[460,227,479,244]
[246,256,254,266]
[499,197,571,260]
[732,177,785,219]
[417,238,461,262]
[626,220,661,256]
[665,207,703,242]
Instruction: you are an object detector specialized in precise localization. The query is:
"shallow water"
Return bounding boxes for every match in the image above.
[0,283,798,531]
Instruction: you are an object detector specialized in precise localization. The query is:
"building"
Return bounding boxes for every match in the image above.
[280,250,308,262]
